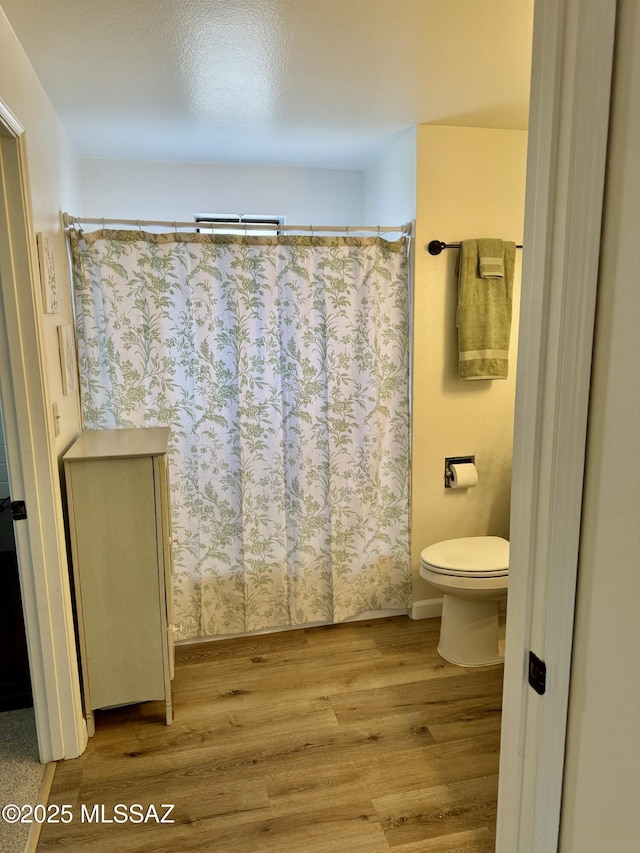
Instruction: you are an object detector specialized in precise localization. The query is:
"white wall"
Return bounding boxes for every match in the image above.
[0,6,82,454]
[363,128,417,226]
[0,4,86,760]
[411,125,527,606]
[559,2,640,848]
[80,158,363,225]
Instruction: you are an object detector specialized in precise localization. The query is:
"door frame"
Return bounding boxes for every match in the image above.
[496,0,617,849]
[0,97,86,761]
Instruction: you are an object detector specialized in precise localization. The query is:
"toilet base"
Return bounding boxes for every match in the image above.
[438,594,504,667]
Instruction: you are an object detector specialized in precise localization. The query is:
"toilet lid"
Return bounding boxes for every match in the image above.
[420,536,509,578]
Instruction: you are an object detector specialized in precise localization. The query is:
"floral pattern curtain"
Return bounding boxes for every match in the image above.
[69,230,411,639]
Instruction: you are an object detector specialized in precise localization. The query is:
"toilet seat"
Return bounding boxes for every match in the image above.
[420,536,509,578]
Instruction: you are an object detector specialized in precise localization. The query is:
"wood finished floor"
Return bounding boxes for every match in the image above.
[38,616,503,852]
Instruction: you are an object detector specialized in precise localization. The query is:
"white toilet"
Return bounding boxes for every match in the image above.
[420,536,509,667]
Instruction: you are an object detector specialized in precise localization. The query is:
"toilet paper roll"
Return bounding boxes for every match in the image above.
[449,462,478,489]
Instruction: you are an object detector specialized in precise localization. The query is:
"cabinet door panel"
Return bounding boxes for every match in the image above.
[69,456,165,709]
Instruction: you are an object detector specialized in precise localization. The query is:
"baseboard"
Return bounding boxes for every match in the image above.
[410,598,444,620]
[176,608,411,646]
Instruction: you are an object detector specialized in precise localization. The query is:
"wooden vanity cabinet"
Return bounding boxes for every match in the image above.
[63,427,174,736]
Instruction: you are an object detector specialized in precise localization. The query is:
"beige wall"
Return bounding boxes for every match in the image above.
[559,1,640,848]
[0,5,82,454]
[411,125,527,604]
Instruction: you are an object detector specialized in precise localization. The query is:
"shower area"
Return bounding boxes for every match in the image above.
[64,124,526,645]
[66,219,413,641]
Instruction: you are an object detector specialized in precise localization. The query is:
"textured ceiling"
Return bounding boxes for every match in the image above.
[1,0,534,170]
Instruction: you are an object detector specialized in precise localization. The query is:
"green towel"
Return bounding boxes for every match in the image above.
[478,238,506,278]
[457,239,515,380]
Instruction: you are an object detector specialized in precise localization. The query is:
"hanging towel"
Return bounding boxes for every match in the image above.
[477,237,506,278]
[457,238,516,380]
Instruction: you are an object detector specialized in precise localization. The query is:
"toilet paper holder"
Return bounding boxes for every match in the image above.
[445,455,475,488]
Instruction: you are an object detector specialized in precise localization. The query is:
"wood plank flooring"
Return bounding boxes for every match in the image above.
[37,616,503,852]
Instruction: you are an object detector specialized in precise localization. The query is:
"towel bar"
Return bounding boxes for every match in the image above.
[428,239,523,256]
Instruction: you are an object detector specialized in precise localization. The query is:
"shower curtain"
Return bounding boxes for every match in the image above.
[69,229,411,639]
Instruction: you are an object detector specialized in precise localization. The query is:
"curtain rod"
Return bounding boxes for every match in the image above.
[428,239,523,255]
[62,213,412,236]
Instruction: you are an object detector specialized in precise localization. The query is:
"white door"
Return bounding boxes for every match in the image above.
[496,1,617,850]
